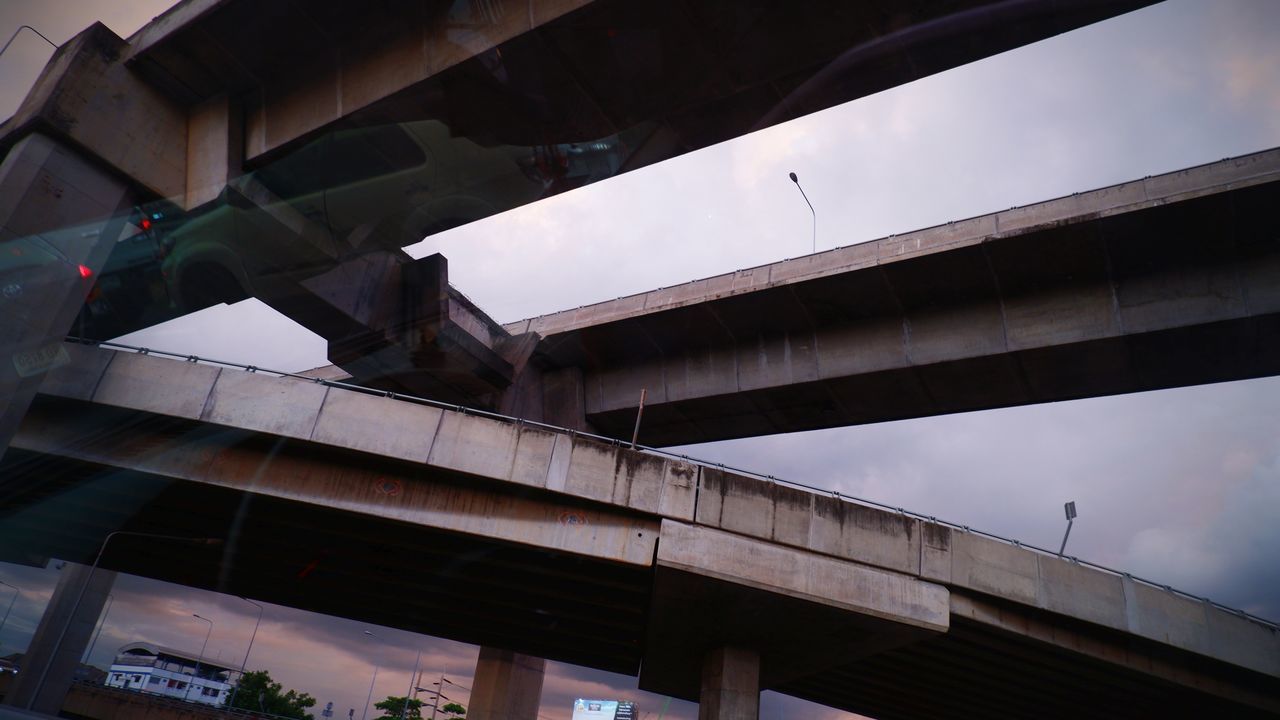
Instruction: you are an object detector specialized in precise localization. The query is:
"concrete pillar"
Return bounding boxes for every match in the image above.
[3,563,117,713]
[698,647,760,720]
[0,132,132,462]
[185,93,243,209]
[466,647,545,720]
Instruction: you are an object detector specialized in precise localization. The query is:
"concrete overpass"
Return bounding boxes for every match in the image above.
[504,146,1280,444]
[0,0,1160,455]
[4,0,1278,717]
[3,344,1279,718]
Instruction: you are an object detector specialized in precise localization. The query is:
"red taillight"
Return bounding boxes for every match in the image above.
[140,217,152,231]
[78,264,93,279]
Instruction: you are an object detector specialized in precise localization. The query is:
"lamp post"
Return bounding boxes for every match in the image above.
[0,25,57,58]
[361,630,380,720]
[25,531,222,710]
[0,580,19,650]
[82,593,113,665]
[1059,501,1078,557]
[788,171,817,254]
[228,596,264,709]
[400,649,422,720]
[185,613,214,703]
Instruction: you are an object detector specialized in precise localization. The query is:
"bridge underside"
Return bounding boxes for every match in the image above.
[779,609,1279,720]
[4,393,1278,718]
[0,407,652,674]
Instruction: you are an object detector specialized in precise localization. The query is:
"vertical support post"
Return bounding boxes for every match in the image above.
[630,388,647,448]
[0,132,132,461]
[698,646,759,720]
[2,564,117,713]
[467,647,545,720]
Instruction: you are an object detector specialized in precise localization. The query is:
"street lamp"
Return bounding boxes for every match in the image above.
[1059,501,1078,557]
[0,25,57,59]
[82,593,113,666]
[789,171,817,254]
[228,596,264,709]
[400,649,423,720]
[185,613,214,703]
[361,630,380,720]
[0,580,19,650]
[24,531,222,710]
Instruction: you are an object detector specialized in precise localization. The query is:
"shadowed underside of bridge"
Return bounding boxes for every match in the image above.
[4,347,1278,718]
[0,432,654,675]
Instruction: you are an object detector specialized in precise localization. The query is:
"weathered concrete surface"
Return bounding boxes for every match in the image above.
[1,23,186,199]
[468,648,546,720]
[698,647,760,720]
[657,521,948,633]
[511,148,1280,445]
[28,342,699,534]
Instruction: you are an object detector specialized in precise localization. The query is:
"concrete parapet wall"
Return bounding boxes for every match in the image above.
[658,520,948,633]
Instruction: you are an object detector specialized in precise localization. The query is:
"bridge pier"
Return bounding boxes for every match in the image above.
[0,132,132,461]
[2,563,117,714]
[698,646,760,720]
[466,647,546,720]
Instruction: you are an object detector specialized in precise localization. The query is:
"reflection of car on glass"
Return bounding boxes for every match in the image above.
[159,120,628,315]
[1,237,95,378]
[76,205,180,339]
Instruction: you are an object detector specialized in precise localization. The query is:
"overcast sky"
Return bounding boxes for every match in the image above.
[3,1,1280,719]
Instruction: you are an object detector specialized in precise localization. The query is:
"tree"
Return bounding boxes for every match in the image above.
[228,670,317,720]
[371,696,465,720]
[438,702,466,718]
[372,695,423,720]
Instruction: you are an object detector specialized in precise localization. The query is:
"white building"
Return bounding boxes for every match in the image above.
[105,642,235,706]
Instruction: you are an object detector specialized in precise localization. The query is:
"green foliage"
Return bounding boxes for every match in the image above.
[373,696,423,720]
[371,696,464,720]
[228,669,317,720]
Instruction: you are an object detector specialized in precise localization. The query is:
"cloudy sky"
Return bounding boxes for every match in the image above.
[3,1,1280,719]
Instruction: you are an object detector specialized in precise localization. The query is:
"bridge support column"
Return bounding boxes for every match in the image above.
[698,646,759,720]
[0,132,131,461]
[3,563,117,713]
[467,647,545,720]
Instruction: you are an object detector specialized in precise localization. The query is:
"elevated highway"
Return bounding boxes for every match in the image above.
[508,147,1280,444]
[4,344,1278,718]
[1,0,1160,454]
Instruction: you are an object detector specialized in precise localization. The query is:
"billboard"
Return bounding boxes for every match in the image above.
[571,699,637,720]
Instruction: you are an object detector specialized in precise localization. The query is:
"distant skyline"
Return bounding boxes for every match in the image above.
[3,1,1280,719]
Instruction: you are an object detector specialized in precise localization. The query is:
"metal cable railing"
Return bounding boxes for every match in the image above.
[61,336,1280,632]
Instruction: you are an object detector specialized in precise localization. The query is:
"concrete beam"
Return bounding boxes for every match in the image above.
[511,147,1280,445]
[641,520,946,701]
[512,149,1280,338]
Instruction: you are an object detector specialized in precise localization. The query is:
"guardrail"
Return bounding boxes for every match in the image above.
[61,337,1280,632]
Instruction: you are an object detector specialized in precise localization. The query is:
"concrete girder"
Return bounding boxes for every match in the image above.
[512,147,1280,445]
